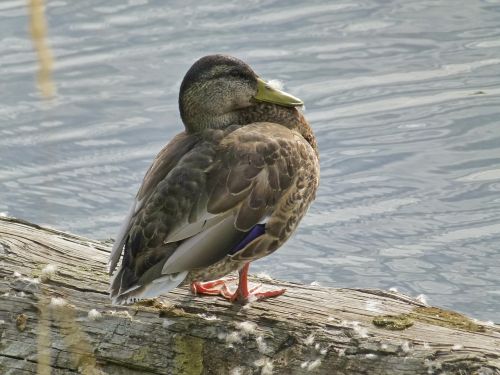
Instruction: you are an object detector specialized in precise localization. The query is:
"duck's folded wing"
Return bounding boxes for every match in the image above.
[156,122,318,273]
[108,131,199,274]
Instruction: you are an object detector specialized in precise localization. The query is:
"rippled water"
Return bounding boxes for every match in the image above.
[1,0,499,321]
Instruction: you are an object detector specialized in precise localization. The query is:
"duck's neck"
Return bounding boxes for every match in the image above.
[238,103,318,156]
[183,103,318,156]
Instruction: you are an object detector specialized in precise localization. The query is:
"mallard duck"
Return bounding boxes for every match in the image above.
[109,55,319,304]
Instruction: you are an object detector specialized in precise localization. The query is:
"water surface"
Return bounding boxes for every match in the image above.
[1,0,500,321]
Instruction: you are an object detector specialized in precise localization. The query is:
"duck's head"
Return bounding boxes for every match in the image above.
[179,54,303,132]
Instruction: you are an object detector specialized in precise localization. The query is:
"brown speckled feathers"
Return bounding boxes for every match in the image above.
[108,55,319,304]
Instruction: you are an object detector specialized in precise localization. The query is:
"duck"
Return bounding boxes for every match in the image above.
[108,54,319,304]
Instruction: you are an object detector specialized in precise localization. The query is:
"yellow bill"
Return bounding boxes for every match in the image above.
[254,78,303,107]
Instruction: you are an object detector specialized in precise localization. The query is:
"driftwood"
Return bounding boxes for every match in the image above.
[0,216,498,375]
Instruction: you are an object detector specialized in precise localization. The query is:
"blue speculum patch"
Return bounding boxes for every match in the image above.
[229,224,265,255]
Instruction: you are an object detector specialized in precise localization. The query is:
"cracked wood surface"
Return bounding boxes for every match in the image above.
[0,216,499,375]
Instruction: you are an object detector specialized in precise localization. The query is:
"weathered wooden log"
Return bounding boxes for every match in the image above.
[0,216,498,375]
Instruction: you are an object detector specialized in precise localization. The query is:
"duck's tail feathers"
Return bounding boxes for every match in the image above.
[110,270,188,305]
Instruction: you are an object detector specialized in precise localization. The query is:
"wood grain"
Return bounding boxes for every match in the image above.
[0,216,498,374]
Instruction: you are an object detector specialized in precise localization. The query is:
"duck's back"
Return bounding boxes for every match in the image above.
[109,122,319,304]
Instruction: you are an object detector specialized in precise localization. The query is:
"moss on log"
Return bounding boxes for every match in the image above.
[0,216,499,375]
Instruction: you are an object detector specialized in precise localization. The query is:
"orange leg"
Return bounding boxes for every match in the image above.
[190,263,286,303]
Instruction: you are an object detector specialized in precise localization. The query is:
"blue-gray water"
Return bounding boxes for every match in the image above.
[1,0,499,322]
